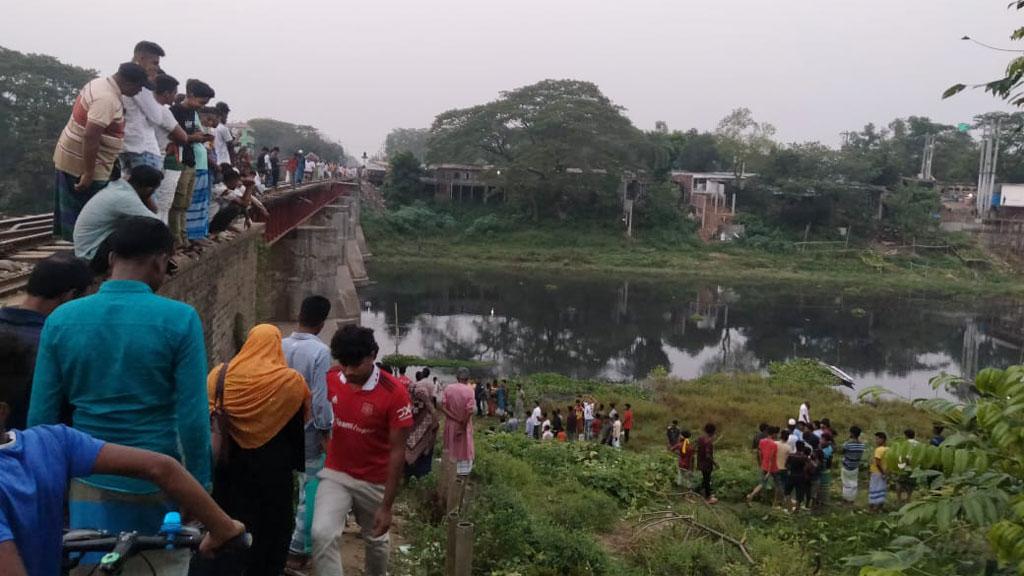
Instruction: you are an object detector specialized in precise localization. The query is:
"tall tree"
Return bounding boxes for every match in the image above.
[714,107,777,176]
[427,79,648,221]
[383,151,424,204]
[248,118,346,162]
[384,127,430,160]
[0,46,96,215]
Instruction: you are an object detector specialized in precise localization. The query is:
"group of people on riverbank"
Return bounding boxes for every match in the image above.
[497,395,636,448]
[738,403,943,512]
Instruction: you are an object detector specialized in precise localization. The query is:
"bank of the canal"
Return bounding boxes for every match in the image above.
[364,221,1024,297]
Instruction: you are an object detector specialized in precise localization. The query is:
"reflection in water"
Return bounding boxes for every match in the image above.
[361,264,1024,399]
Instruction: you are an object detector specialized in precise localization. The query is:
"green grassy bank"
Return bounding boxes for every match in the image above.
[393,368,999,575]
[363,209,1023,296]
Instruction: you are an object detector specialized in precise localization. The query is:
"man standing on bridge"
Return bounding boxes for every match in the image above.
[53,62,151,240]
[120,41,188,175]
[312,326,412,576]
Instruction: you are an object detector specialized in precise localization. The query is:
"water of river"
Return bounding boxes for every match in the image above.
[359,263,1024,399]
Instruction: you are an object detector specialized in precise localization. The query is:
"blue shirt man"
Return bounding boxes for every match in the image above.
[282,295,334,560]
[0,425,104,576]
[283,331,334,455]
[28,217,210,547]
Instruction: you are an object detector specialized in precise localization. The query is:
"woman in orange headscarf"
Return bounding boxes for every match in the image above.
[195,324,310,576]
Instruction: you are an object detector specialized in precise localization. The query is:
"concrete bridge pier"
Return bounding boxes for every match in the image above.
[269,205,363,325]
[157,181,370,365]
[335,197,369,287]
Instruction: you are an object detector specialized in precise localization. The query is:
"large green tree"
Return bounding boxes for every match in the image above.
[426,79,649,221]
[248,118,346,162]
[0,46,96,215]
[383,151,424,204]
[714,107,777,176]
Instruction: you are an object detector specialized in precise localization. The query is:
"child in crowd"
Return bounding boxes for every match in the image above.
[673,430,694,488]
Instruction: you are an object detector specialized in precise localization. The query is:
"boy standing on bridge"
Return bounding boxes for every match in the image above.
[169,79,215,248]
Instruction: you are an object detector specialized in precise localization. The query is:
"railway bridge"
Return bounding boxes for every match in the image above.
[0,178,371,364]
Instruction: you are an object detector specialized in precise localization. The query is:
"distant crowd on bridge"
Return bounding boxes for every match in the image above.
[48,40,352,277]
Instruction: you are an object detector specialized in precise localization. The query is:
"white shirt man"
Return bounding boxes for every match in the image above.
[121,88,179,170]
[798,402,811,425]
[213,122,234,167]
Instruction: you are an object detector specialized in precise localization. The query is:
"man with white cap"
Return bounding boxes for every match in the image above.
[786,418,801,450]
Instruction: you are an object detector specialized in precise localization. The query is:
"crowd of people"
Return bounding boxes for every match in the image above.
[51,40,347,275]
[738,402,941,512]
[0,215,421,576]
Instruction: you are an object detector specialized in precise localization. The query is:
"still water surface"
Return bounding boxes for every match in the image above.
[360,263,1024,399]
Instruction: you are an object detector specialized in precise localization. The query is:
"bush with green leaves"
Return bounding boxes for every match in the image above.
[767,358,841,388]
[464,213,512,237]
[363,201,454,236]
[850,365,1024,575]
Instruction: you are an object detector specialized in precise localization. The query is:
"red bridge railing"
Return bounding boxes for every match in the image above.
[255,180,356,244]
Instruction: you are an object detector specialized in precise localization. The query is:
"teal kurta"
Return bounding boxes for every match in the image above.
[28,280,211,493]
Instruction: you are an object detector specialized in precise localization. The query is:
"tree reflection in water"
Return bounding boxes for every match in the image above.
[361,264,1023,398]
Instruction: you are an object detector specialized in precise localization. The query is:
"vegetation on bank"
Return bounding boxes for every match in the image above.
[363,204,1022,295]
[395,366,1016,575]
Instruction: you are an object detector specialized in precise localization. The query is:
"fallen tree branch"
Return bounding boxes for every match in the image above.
[634,512,755,565]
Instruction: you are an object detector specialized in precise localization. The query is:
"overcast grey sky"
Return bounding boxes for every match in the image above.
[1,0,1018,157]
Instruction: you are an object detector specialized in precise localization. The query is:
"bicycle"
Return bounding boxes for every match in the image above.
[61,511,251,575]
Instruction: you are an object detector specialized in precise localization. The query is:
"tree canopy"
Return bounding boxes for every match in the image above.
[0,46,97,214]
[383,150,424,204]
[427,79,651,220]
[248,118,346,162]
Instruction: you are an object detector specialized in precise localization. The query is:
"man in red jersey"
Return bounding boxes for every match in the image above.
[311,326,412,576]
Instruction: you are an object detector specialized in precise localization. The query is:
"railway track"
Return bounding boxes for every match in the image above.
[0,213,71,299]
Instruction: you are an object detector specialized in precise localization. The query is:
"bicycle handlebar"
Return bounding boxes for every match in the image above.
[62,513,251,575]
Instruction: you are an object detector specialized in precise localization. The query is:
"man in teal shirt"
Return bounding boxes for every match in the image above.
[29,216,210,575]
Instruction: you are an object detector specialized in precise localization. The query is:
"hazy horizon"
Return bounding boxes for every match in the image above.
[1,0,1018,158]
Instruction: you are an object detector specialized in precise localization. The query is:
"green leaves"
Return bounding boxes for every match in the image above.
[0,46,97,213]
[426,79,648,222]
[942,84,967,100]
[862,364,1024,574]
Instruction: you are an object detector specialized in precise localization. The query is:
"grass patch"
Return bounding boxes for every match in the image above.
[396,366,994,575]
[363,208,1024,296]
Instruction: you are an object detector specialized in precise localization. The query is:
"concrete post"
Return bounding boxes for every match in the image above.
[445,511,459,576]
[454,522,474,576]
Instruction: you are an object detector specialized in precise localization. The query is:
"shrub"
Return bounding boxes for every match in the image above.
[766,358,841,388]
[464,213,512,236]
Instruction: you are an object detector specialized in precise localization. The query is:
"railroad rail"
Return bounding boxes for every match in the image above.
[0,213,69,299]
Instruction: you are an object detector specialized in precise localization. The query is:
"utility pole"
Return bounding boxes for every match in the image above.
[919,134,936,181]
[977,119,1002,218]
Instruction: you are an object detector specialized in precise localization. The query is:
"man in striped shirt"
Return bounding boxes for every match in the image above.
[52,62,151,240]
[841,426,866,503]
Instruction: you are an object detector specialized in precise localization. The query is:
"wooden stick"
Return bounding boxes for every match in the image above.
[679,516,755,565]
